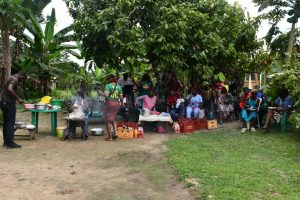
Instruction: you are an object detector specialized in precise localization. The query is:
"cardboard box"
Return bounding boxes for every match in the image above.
[207,119,218,129]
[118,128,134,139]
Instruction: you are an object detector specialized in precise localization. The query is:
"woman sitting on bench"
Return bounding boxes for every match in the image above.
[186,87,203,119]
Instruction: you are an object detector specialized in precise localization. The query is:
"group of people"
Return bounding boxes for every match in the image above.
[0,71,295,147]
[239,88,293,133]
[59,72,295,141]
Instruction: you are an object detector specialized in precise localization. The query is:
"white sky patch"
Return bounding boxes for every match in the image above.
[227,0,296,38]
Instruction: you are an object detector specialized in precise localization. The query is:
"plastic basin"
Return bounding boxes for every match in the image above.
[56,127,66,138]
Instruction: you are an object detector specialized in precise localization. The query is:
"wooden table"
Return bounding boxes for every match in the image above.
[28,109,61,136]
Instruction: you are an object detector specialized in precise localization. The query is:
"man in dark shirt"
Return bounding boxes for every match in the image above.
[167,74,182,95]
[0,72,27,148]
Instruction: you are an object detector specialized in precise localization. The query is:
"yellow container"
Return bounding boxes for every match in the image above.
[208,120,218,129]
[56,127,67,138]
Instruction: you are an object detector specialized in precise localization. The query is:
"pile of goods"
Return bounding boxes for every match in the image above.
[117,122,144,139]
[23,96,61,110]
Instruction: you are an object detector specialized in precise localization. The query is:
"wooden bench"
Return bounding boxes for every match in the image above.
[14,124,36,140]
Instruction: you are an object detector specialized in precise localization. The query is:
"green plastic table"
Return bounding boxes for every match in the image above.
[29,108,61,136]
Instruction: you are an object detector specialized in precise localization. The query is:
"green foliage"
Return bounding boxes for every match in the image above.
[19,8,78,95]
[22,77,44,99]
[254,0,300,23]
[253,0,300,59]
[267,54,300,127]
[214,72,225,82]
[50,89,74,100]
[0,0,21,15]
[66,0,262,82]
[270,30,300,60]
[167,129,300,199]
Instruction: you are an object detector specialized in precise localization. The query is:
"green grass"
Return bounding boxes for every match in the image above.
[166,129,300,200]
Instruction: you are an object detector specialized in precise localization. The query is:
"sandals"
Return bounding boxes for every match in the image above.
[241,128,248,133]
[112,134,118,139]
[105,137,113,141]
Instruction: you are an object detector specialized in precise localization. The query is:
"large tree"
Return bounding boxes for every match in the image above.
[0,0,51,89]
[66,0,262,83]
[0,0,22,88]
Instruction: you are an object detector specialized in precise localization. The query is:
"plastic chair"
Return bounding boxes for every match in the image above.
[276,111,287,133]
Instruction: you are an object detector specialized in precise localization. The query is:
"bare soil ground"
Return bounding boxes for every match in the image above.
[0,111,194,200]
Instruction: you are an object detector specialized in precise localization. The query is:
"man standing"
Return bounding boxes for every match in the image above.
[118,73,135,107]
[0,72,27,148]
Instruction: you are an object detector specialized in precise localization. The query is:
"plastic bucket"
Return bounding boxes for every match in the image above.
[56,127,66,138]
[51,99,63,108]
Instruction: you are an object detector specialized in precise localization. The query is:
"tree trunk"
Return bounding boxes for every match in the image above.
[286,22,296,64]
[0,14,11,90]
[3,14,11,78]
[0,15,3,90]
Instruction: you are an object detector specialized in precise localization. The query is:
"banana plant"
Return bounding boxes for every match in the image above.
[21,8,78,95]
[253,0,300,63]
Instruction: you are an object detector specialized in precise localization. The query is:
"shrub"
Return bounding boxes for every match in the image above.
[269,55,300,128]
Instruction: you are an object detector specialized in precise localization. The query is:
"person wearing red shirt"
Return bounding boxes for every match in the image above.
[239,87,252,109]
[167,90,184,121]
[167,74,181,95]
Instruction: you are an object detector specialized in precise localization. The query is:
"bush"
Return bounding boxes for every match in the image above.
[51,89,75,100]
[269,55,300,128]
[22,78,44,99]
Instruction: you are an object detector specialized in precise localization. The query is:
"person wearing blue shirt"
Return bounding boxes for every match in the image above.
[262,89,292,132]
[186,88,203,119]
[257,89,263,100]
[275,96,292,108]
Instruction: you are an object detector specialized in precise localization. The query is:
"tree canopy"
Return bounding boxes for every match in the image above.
[66,0,262,82]
[253,0,300,62]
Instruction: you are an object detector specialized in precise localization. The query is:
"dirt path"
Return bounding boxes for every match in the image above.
[0,111,194,200]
